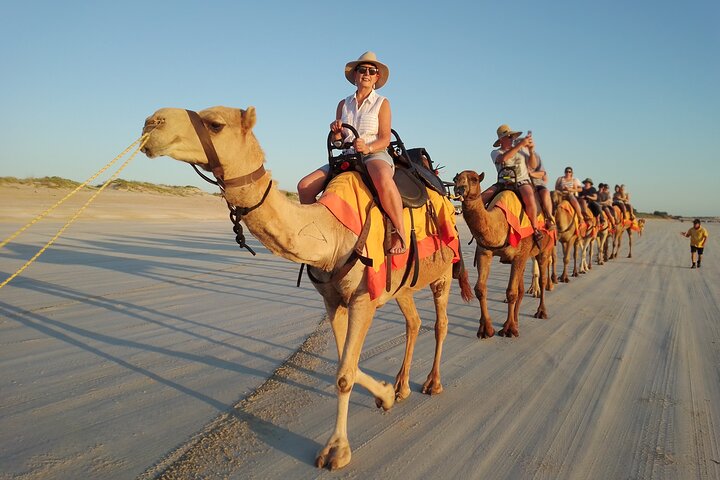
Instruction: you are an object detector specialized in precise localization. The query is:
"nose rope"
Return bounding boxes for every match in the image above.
[1,133,152,250]
[0,134,151,290]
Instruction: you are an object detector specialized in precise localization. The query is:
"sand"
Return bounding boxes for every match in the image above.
[1,184,719,479]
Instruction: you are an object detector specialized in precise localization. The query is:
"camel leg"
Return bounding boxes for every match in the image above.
[534,252,549,319]
[572,240,580,277]
[324,296,395,410]
[316,296,390,471]
[560,241,571,283]
[587,237,594,270]
[596,235,605,265]
[627,230,633,258]
[421,269,452,395]
[499,258,525,337]
[526,258,541,298]
[545,249,555,291]
[475,249,495,339]
[393,294,421,402]
[579,240,587,274]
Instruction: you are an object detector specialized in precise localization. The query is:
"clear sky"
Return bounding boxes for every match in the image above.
[1,0,718,216]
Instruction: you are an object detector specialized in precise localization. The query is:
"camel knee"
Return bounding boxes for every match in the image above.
[474,283,485,300]
[336,370,355,394]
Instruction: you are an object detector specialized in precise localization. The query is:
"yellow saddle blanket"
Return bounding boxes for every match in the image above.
[318,171,460,300]
[491,190,555,246]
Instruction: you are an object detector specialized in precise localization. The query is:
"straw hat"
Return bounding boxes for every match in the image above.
[493,124,522,147]
[344,51,389,89]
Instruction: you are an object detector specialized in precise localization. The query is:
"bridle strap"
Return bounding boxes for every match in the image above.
[186,110,225,186]
[186,109,267,190]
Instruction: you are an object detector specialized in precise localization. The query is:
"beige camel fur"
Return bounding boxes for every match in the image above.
[551,191,580,283]
[594,219,611,265]
[578,215,598,274]
[141,106,472,471]
[608,206,633,259]
[527,251,556,298]
[453,171,553,338]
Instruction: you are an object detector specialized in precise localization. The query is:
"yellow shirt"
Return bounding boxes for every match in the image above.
[686,226,709,248]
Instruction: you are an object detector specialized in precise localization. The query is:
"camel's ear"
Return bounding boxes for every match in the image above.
[478,172,485,183]
[241,106,257,132]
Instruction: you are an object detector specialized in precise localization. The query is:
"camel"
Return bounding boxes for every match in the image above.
[453,171,553,339]
[594,218,611,265]
[527,250,556,298]
[551,191,580,282]
[608,206,634,259]
[140,106,472,471]
[578,215,598,274]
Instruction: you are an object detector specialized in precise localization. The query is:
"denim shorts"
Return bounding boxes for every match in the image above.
[363,150,395,170]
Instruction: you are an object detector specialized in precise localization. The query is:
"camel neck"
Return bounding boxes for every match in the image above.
[463,196,508,247]
[224,178,351,271]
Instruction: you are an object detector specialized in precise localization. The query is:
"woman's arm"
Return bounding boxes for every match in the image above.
[371,99,392,153]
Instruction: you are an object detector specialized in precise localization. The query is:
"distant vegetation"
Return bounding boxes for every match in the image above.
[0,176,206,196]
[0,176,299,199]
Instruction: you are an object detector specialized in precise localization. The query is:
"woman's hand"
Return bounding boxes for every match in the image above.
[354,138,370,154]
[330,120,343,140]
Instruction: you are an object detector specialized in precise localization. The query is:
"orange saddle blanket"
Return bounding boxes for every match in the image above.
[318,172,460,300]
[491,190,556,246]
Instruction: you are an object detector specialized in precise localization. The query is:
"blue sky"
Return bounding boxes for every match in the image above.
[1,0,718,216]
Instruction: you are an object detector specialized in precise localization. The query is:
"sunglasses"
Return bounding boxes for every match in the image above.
[356,66,379,75]
[565,170,573,173]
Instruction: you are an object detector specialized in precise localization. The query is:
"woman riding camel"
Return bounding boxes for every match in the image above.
[480,125,543,242]
[555,166,589,227]
[297,52,407,254]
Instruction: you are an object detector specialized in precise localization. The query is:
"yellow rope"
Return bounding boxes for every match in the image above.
[0,135,146,249]
[0,135,150,290]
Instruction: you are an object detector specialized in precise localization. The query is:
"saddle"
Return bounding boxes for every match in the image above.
[318,127,453,292]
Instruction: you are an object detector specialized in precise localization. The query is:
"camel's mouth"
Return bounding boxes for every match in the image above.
[140,145,158,158]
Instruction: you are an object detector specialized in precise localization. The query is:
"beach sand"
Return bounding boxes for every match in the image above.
[1,184,719,479]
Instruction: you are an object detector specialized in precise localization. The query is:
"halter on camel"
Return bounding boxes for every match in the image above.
[185,109,272,255]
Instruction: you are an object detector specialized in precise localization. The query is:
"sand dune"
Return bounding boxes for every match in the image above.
[1,185,718,479]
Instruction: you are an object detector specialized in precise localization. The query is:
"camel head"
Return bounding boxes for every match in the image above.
[550,189,563,207]
[453,170,484,201]
[141,106,263,178]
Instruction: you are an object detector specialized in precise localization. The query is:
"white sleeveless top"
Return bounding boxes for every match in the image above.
[340,90,386,145]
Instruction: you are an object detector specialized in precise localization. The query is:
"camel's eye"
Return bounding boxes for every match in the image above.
[208,121,225,133]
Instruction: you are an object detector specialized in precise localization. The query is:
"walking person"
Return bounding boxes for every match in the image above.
[681,219,709,268]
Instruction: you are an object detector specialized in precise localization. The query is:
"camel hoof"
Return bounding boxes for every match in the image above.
[498,328,519,338]
[316,439,352,470]
[421,376,444,395]
[393,380,411,403]
[534,310,548,319]
[477,326,495,339]
[375,381,396,410]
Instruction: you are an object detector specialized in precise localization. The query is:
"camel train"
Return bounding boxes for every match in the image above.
[140,106,641,470]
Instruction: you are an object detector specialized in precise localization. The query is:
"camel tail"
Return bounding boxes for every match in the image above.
[458,271,473,302]
[452,242,473,303]
[453,261,473,303]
